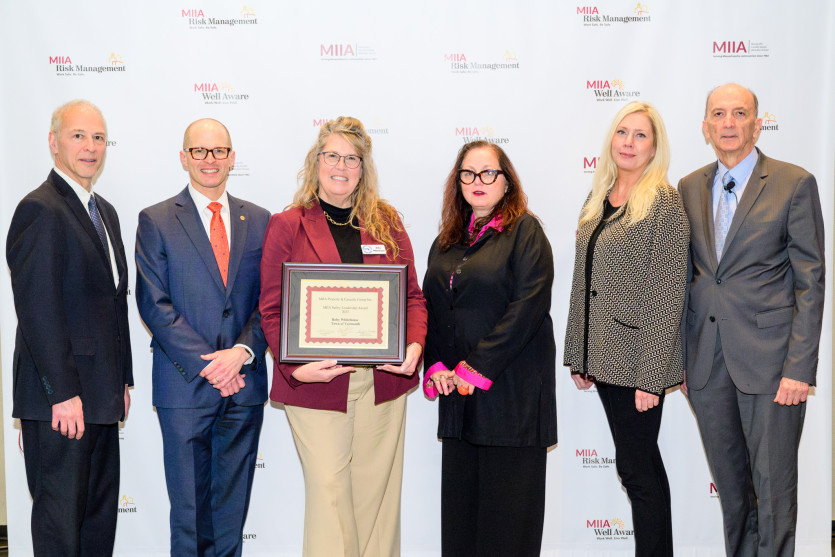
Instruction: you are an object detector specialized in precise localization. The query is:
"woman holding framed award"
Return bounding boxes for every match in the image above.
[260,117,427,557]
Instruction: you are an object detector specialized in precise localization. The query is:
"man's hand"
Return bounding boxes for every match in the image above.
[379,343,423,376]
[124,385,131,420]
[292,360,354,383]
[773,377,809,406]
[680,369,688,396]
[219,374,247,397]
[52,396,84,439]
[200,346,250,390]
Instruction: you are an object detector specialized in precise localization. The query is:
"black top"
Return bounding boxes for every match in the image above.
[582,199,620,372]
[423,214,557,447]
[320,199,362,264]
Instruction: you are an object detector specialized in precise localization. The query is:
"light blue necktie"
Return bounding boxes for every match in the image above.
[714,171,737,260]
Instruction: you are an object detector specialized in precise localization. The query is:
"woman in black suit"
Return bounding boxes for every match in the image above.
[422,140,557,557]
[564,101,689,557]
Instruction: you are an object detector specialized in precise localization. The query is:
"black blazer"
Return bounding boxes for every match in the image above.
[423,213,557,448]
[6,170,133,424]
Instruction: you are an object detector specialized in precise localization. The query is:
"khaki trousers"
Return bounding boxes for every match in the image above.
[285,367,407,557]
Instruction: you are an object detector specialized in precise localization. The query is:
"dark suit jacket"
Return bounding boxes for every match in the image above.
[678,149,825,393]
[6,170,133,424]
[260,201,427,412]
[135,187,269,408]
[423,214,557,448]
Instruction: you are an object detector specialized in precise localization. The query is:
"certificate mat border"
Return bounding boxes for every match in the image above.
[279,262,407,364]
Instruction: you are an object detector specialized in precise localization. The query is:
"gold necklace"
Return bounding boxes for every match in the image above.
[324,211,352,227]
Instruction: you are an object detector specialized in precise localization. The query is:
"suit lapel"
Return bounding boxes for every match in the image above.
[300,203,342,263]
[225,194,248,298]
[174,187,226,292]
[50,171,114,279]
[721,152,768,259]
[97,201,128,293]
[696,164,719,270]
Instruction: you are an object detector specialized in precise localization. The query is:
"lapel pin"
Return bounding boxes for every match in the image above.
[240,216,245,220]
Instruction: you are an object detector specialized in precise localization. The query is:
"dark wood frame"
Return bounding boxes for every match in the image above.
[279,262,407,365]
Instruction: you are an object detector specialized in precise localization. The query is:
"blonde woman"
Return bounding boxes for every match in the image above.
[260,117,427,556]
[564,101,689,556]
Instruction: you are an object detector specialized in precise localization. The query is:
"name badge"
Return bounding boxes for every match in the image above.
[362,244,387,255]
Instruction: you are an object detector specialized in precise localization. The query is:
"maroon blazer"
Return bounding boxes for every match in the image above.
[260,201,427,411]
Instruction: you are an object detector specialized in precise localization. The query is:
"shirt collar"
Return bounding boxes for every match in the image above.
[54,166,94,205]
[188,183,229,212]
[717,147,759,185]
[468,213,503,245]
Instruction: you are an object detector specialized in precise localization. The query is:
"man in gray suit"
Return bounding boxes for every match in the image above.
[678,83,824,556]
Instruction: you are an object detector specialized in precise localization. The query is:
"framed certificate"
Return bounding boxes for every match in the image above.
[279,262,407,365]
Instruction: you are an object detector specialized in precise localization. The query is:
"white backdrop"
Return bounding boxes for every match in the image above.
[1,0,833,555]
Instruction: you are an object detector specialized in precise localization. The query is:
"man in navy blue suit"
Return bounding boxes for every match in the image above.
[135,118,270,556]
[7,99,132,556]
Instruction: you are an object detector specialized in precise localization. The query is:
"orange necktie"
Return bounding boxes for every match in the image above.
[208,202,229,286]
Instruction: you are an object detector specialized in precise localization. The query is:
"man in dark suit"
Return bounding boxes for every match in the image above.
[135,118,269,556]
[679,83,825,556]
[6,99,132,556]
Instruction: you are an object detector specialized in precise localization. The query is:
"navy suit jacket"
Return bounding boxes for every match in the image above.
[6,170,133,424]
[135,187,269,408]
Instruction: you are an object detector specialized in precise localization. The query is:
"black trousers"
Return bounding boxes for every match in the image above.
[21,419,120,557]
[597,383,673,557]
[441,438,546,557]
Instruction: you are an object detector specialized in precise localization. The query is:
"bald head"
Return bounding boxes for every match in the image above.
[704,83,758,119]
[183,118,232,150]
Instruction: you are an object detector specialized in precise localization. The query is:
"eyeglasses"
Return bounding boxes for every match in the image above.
[319,151,362,169]
[458,169,504,185]
[185,147,232,160]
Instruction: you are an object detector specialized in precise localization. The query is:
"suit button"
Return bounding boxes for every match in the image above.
[449,305,454,310]
[455,268,462,275]
[591,290,597,297]
[709,316,716,322]
[716,278,722,284]
[223,310,230,318]
[453,288,458,293]
[462,256,469,262]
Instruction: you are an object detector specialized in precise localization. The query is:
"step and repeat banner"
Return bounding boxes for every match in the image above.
[1,0,833,555]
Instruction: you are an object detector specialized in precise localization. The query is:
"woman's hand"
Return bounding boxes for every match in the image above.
[379,343,423,376]
[635,389,660,412]
[453,375,475,396]
[291,360,355,383]
[571,373,595,390]
[428,369,456,396]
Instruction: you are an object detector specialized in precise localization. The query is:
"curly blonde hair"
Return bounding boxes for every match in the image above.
[291,116,403,259]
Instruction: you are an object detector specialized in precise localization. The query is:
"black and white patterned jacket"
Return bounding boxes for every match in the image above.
[564,184,689,394]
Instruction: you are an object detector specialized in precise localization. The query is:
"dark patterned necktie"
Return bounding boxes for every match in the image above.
[88,195,113,275]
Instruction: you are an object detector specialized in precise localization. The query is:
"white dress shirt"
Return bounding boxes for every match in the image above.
[54,167,119,288]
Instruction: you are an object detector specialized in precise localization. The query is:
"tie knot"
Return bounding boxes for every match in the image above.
[208,202,222,214]
[722,171,734,187]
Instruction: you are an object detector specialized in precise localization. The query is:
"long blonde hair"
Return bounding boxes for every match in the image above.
[579,101,671,227]
[291,116,403,259]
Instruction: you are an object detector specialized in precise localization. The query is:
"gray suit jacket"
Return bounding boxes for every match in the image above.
[678,149,825,394]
